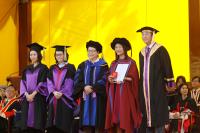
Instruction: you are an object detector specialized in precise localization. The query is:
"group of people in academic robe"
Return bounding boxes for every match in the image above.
[19,43,75,133]
[190,76,200,132]
[166,76,200,133]
[3,26,176,133]
[169,83,198,133]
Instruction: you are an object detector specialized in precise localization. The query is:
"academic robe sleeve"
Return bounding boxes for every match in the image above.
[47,65,56,100]
[59,64,76,100]
[20,69,27,97]
[129,61,140,107]
[170,97,179,111]
[92,63,109,95]
[160,46,175,87]
[4,101,21,118]
[36,65,49,96]
[127,60,142,127]
[188,98,199,113]
[73,62,85,100]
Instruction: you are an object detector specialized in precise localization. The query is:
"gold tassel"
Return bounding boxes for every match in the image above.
[42,50,46,61]
[64,49,67,62]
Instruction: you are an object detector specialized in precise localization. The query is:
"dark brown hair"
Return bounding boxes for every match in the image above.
[114,44,128,61]
[178,83,190,96]
[192,76,200,82]
[176,76,186,85]
[29,50,42,63]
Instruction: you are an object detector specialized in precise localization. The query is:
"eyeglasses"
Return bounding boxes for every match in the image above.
[55,53,64,56]
[87,50,97,53]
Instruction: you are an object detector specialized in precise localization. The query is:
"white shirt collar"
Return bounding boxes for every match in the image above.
[147,42,156,49]
[58,62,67,68]
[90,58,99,63]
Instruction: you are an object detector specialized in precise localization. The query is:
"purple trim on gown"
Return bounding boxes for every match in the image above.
[20,67,47,127]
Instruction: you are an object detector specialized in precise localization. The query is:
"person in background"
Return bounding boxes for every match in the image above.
[176,76,187,89]
[167,76,187,109]
[0,86,6,101]
[190,76,200,108]
[0,84,21,133]
[170,83,198,133]
[190,76,200,132]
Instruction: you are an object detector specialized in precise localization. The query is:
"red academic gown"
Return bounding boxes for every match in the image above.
[105,57,142,133]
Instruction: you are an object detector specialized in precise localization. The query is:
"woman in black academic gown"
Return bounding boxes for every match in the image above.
[20,43,49,133]
[46,45,76,133]
[167,76,187,109]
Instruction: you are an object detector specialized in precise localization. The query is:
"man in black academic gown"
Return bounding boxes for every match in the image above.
[137,26,175,133]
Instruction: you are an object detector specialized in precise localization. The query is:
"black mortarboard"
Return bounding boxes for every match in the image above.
[111,38,132,56]
[136,26,159,33]
[86,40,102,53]
[27,42,46,52]
[111,38,132,51]
[51,45,71,52]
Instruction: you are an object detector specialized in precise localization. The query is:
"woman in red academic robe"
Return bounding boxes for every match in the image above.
[105,38,142,133]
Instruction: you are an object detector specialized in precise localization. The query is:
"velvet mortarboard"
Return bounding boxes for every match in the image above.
[86,40,102,53]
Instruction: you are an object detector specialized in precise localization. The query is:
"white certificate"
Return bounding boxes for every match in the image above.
[114,64,130,82]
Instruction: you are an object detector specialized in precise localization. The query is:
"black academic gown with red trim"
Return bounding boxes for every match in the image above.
[0,97,21,132]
